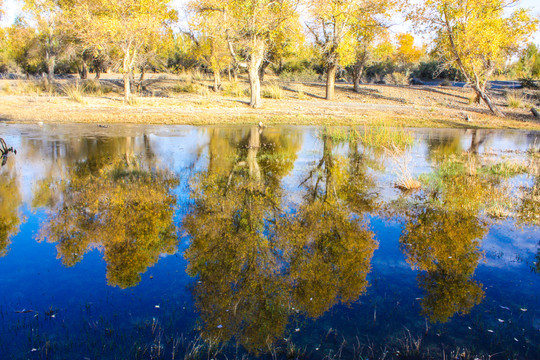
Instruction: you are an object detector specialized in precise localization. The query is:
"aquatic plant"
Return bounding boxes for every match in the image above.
[385,145,421,192]
[356,126,414,151]
[479,161,528,178]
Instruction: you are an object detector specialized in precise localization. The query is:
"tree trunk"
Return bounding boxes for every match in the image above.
[213,69,221,91]
[123,72,131,102]
[123,49,132,102]
[259,60,270,82]
[79,61,88,80]
[129,70,135,94]
[248,39,265,108]
[46,51,55,88]
[352,64,364,93]
[472,84,504,117]
[137,67,146,92]
[326,64,337,100]
[322,134,335,202]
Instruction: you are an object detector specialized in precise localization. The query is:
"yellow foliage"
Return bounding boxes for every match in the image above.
[0,158,23,257]
[37,138,179,289]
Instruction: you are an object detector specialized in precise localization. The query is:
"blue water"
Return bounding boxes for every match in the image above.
[0,124,539,359]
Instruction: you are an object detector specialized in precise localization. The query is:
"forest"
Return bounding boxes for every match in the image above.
[0,0,539,119]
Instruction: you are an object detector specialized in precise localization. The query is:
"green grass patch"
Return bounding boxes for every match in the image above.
[479,162,528,177]
[356,125,414,150]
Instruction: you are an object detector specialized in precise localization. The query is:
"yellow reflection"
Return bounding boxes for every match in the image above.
[36,137,179,288]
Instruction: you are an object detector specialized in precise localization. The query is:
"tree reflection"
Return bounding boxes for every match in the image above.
[280,131,378,317]
[399,157,496,323]
[184,127,301,351]
[0,155,23,257]
[37,137,179,288]
[184,128,378,351]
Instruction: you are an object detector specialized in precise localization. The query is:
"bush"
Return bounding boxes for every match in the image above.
[383,71,410,85]
[171,81,209,96]
[413,60,462,80]
[520,77,539,89]
[223,80,248,97]
[293,83,308,100]
[279,68,319,82]
[439,79,452,87]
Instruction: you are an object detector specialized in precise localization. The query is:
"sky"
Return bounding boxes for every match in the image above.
[2,0,540,45]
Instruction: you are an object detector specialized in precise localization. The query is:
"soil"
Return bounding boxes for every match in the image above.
[1,75,539,130]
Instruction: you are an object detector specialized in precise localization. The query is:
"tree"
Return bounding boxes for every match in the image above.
[278,130,378,317]
[23,0,68,87]
[187,3,232,91]
[350,0,396,92]
[394,33,424,67]
[409,0,538,117]
[65,0,177,102]
[189,0,299,108]
[1,18,42,74]
[306,0,360,100]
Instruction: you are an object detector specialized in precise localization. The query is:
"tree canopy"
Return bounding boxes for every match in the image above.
[409,0,538,116]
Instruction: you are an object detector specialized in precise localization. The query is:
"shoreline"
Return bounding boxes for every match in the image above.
[1,83,539,130]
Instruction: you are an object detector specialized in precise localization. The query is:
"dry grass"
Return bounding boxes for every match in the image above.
[1,76,540,130]
[383,71,410,85]
[62,82,86,104]
[292,83,309,100]
[385,145,422,192]
[506,90,525,108]
[223,80,248,97]
[262,81,283,99]
[355,125,415,150]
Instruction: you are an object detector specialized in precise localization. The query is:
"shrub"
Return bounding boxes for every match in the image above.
[520,77,539,89]
[383,71,410,85]
[223,80,248,97]
[171,81,209,96]
[293,83,308,100]
[278,68,319,82]
[439,79,452,87]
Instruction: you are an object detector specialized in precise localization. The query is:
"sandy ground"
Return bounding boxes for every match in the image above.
[1,76,539,130]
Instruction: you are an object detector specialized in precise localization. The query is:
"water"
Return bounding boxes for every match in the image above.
[0,124,539,359]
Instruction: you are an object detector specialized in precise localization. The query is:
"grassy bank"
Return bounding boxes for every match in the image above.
[1,77,539,130]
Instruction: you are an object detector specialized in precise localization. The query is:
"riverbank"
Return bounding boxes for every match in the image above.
[1,78,539,130]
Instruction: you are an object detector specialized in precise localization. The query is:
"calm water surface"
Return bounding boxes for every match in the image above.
[0,124,539,359]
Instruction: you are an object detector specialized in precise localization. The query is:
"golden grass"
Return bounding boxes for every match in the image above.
[506,91,525,108]
[223,80,248,97]
[262,81,283,99]
[62,82,86,104]
[1,79,540,130]
[385,145,422,192]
